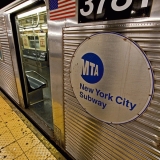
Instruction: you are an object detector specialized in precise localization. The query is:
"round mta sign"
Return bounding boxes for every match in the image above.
[81,53,104,84]
[70,33,154,124]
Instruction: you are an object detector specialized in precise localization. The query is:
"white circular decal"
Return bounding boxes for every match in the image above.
[70,33,153,124]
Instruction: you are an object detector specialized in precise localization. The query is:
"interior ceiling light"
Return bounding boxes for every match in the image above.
[17,6,46,18]
[5,1,35,14]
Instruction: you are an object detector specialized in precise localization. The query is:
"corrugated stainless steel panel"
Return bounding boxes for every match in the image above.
[0,16,19,104]
[0,62,19,103]
[0,0,31,13]
[64,22,160,159]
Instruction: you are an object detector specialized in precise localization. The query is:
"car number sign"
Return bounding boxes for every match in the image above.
[79,0,153,23]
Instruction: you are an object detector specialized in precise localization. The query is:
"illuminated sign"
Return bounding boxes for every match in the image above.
[22,35,29,49]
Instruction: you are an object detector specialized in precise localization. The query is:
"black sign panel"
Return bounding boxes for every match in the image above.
[0,0,15,9]
[79,0,153,23]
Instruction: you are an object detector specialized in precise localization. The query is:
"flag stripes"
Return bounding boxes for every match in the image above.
[49,0,76,21]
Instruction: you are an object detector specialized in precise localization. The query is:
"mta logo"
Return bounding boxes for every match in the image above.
[81,53,104,84]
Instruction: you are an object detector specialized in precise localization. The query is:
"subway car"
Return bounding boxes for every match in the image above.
[0,0,160,159]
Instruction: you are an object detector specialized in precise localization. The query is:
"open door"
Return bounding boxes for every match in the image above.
[14,4,53,130]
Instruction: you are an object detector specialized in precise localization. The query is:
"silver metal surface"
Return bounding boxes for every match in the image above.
[0,15,19,104]
[46,0,78,147]
[47,19,66,147]
[63,0,160,158]
[4,13,25,107]
[0,0,160,159]
[0,0,35,14]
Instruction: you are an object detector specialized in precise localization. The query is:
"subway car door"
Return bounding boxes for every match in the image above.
[10,1,54,132]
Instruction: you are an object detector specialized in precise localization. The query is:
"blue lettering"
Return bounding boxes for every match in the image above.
[108,93,113,101]
[79,91,107,109]
[123,98,126,106]
[85,86,88,91]
[102,103,107,109]
[98,101,102,106]
[116,96,123,104]
[95,89,100,96]
[88,88,94,93]
[80,83,84,90]
[84,94,87,100]
[130,103,136,111]
[88,95,92,101]
[92,98,97,104]
[126,100,129,107]
[80,91,83,98]
[80,83,94,93]
[95,89,109,100]
[100,92,104,98]
[116,96,136,111]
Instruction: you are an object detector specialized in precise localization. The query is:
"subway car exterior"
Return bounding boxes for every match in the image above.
[0,0,160,159]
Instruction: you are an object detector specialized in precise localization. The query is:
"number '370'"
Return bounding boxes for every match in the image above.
[80,0,149,16]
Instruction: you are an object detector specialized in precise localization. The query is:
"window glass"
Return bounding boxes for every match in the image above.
[16,6,53,129]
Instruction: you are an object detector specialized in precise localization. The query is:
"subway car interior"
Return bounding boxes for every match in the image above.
[9,1,55,136]
[0,0,160,159]
[16,4,53,129]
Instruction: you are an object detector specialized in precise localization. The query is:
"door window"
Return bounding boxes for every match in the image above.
[16,6,53,129]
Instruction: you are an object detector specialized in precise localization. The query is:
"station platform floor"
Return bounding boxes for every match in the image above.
[0,92,65,160]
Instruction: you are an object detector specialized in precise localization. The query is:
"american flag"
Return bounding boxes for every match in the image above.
[49,0,76,21]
